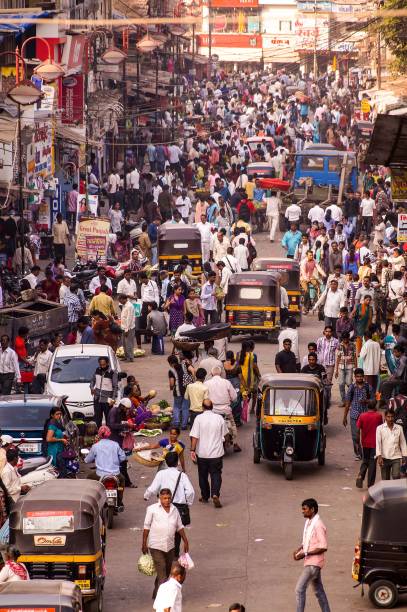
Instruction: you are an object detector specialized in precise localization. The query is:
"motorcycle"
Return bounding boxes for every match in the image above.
[18,456,58,488]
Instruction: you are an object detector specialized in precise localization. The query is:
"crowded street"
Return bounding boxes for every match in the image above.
[2,3,407,611]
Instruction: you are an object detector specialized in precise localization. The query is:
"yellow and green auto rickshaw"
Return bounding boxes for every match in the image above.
[252,257,301,325]
[9,479,107,612]
[225,271,281,342]
[157,224,202,274]
[254,374,326,480]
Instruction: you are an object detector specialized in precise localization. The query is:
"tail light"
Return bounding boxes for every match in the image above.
[228,311,234,323]
[78,564,87,576]
[265,311,272,320]
[291,296,297,303]
[352,540,361,580]
[102,477,117,490]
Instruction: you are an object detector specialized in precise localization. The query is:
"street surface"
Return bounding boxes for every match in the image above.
[103,230,393,612]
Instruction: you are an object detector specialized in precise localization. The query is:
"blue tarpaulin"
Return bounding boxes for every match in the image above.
[0,12,52,34]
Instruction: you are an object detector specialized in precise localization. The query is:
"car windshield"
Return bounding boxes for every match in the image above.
[0,404,52,428]
[51,355,107,383]
[265,388,317,416]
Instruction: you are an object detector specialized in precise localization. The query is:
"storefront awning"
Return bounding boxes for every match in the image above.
[0,11,54,33]
[365,114,407,166]
[56,126,102,148]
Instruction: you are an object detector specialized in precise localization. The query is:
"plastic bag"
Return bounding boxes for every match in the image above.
[137,553,156,576]
[178,552,195,570]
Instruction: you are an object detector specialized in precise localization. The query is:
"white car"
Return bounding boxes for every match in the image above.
[46,344,126,418]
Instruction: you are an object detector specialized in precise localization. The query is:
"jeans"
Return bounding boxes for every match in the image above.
[94,401,110,428]
[359,447,377,487]
[204,309,219,324]
[151,245,158,265]
[381,458,401,480]
[350,417,361,457]
[173,396,190,429]
[295,566,331,612]
[149,548,175,598]
[122,328,135,361]
[338,367,353,403]
[197,456,223,500]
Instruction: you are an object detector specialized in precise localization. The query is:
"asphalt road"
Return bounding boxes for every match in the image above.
[101,231,393,612]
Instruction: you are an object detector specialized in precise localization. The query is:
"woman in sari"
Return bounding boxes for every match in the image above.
[165,284,185,334]
[353,295,373,355]
[43,407,68,475]
[237,340,261,415]
[0,546,29,582]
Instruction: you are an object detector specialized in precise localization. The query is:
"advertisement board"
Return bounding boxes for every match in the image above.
[61,75,84,126]
[76,217,110,263]
[392,168,407,201]
[397,213,407,243]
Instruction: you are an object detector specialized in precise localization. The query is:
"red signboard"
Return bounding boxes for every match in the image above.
[197,33,262,48]
[67,34,87,71]
[61,74,84,126]
[212,0,258,6]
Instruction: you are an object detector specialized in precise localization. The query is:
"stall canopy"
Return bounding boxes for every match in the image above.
[0,11,54,33]
[365,114,407,166]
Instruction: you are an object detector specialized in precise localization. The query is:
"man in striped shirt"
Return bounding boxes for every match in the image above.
[316,326,339,385]
[63,284,84,329]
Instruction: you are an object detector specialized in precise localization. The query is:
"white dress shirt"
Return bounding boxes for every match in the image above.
[120,300,136,332]
[190,410,228,458]
[315,288,345,318]
[278,328,300,361]
[196,221,213,243]
[143,502,183,552]
[141,280,160,305]
[117,278,137,297]
[89,276,113,295]
[326,204,342,222]
[0,347,21,379]
[220,267,232,294]
[285,204,301,222]
[144,467,195,505]
[376,423,407,460]
[308,205,325,224]
[33,349,52,376]
[359,339,381,375]
[24,272,39,289]
[175,196,191,219]
[1,462,21,502]
[205,375,237,416]
[234,244,249,270]
[153,578,183,612]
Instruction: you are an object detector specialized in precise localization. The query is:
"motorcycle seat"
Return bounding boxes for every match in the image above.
[19,456,52,475]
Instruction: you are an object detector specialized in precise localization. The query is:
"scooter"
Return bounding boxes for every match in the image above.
[18,456,58,488]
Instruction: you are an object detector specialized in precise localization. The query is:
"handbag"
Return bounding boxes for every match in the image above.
[172,472,191,526]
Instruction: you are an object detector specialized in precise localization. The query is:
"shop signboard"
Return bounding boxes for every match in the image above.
[61,75,84,126]
[76,217,110,263]
[393,168,407,201]
[197,33,262,47]
[397,213,407,242]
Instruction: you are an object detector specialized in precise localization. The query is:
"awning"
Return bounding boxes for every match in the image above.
[55,125,102,148]
[365,114,407,166]
[0,11,53,33]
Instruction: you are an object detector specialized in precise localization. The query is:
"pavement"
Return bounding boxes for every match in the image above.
[98,228,402,612]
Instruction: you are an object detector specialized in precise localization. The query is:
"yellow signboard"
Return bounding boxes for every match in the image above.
[361,98,371,113]
[392,168,407,201]
[76,217,110,263]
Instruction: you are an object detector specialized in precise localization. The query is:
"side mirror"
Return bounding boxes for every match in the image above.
[80,448,90,457]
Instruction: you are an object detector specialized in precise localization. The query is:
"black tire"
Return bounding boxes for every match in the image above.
[107,506,114,530]
[86,591,103,612]
[253,448,261,464]
[368,580,398,609]
[267,332,279,344]
[283,462,293,480]
[318,447,325,466]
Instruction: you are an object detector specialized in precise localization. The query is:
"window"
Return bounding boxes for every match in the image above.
[240,287,262,300]
[301,156,324,171]
[264,388,317,416]
[328,157,341,172]
[51,355,108,383]
[279,20,292,32]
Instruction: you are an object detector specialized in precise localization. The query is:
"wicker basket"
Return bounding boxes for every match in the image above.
[132,449,164,467]
[171,338,200,352]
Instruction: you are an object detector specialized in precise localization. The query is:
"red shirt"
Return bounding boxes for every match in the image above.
[356,411,383,448]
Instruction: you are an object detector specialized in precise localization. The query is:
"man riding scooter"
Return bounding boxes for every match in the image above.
[85,425,126,510]
[300,250,326,313]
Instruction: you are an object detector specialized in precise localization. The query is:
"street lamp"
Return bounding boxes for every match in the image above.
[19,36,65,83]
[101,46,127,65]
[136,33,161,53]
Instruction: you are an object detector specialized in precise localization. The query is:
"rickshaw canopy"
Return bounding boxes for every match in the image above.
[361,480,407,544]
[157,224,202,258]
[259,373,323,393]
[0,580,82,610]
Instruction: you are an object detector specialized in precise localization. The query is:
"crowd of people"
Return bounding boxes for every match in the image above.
[1,63,407,612]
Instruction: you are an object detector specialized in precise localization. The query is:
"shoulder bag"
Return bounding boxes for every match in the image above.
[172,472,191,526]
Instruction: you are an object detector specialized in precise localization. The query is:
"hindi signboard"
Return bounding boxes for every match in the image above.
[397,213,407,243]
[392,168,407,201]
[76,217,110,262]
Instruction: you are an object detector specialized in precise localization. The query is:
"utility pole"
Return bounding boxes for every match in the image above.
[313,0,317,79]
[122,58,127,206]
[207,0,212,79]
[376,29,381,89]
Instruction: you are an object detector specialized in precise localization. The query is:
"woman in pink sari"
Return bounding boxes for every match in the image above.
[0,546,30,582]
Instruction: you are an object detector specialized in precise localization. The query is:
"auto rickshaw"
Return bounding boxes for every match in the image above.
[0,580,83,611]
[225,272,280,342]
[352,480,407,609]
[9,480,107,612]
[252,257,301,325]
[253,374,326,479]
[157,224,202,274]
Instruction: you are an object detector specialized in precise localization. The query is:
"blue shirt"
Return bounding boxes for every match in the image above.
[384,334,397,373]
[148,222,158,243]
[346,382,374,420]
[253,187,264,201]
[81,325,95,344]
[282,230,302,257]
[85,439,126,477]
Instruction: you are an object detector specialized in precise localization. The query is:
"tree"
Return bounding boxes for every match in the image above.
[379,0,407,73]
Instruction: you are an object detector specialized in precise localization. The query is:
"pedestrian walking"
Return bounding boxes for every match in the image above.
[118,294,136,362]
[343,368,375,459]
[293,498,331,612]
[142,489,189,598]
[90,357,118,428]
[201,272,219,324]
[313,279,345,334]
[147,302,167,355]
[275,338,297,373]
[334,332,357,406]
[356,400,383,488]
[376,409,407,480]
[52,213,71,264]
[316,326,339,385]
[265,190,280,242]
[184,368,209,427]
[359,329,381,391]
[153,562,186,612]
[32,338,52,393]
[190,399,228,508]
[0,334,20,395]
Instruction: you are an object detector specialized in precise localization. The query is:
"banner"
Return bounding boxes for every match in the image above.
[76,217,110,263]
[392,168,407,201]
[61,75,84,126]
[397,213,407,243]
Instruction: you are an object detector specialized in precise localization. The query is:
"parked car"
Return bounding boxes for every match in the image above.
[46,344,126,418]
[0,395,78,458]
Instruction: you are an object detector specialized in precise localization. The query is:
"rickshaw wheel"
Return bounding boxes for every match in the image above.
[86,590,103,612]
[253,448,261,464]
[318,448,326,466]
[283,462,293,480]
[107,506,114,529]
[368,580,398,608]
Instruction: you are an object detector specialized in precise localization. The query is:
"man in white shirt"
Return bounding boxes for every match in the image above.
[222,249,241,274]
[190,399,229,508]
[0,334,21,394]
[360,191,375,236]
[118,294,136,362]
[153,563,186,612]
[144,452,195,505]
[285,202,302,225]
[175,190,191,223]
[142,489,189,598]
[376,409,407,480]
[278,318,300,364]
[313,278,345,333]
[24,265,41,289]
[1,447,30,502]
[326,203,342,223]
[32,338,52,393]
[174,313,196,340]
[196,214,213,263]
[308,203,325,225]
[89,269,113,295]
[234,238,250,271]
[59,276,71,304]
[216,261,232,296]
[265,191,281,242]
[117,270,137,298]
[205,367,241,452]
[211,232,230,264]
[359,330,381,390]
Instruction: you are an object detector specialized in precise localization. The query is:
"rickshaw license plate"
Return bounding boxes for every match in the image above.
[75,580,91,589]
[106,490,117,498]
[264,321,273,327]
